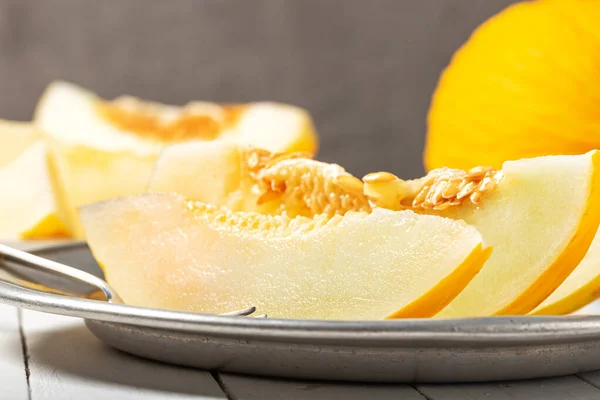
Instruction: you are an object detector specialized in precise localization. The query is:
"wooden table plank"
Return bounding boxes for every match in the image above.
[416,376,600,400]
[21,310,226,400]
[578,370,600,390]
[219,373,425,399]
[0,305,29,400]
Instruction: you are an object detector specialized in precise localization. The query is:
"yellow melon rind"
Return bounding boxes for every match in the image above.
[20,213,70,240]
[387,244,492,318]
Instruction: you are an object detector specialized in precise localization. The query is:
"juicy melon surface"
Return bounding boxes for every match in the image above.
[0,119,37,166]
[80,193,490,320]
[34,81,318,238]
[149,140,266,212]
[435,151,600,317]
[0,142,68,239]
[531,232,600,315]
[149,140,370,217]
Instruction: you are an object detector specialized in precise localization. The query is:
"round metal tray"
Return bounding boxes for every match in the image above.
[2,242,600,383]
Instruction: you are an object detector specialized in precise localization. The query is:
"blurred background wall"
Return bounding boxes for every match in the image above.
[0,0,516,178]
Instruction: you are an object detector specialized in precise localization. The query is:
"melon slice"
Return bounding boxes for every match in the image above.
[149,140,370,217]
[0,142,68,239]
[34,81,318,237]
[80,193,491,320]
[364,151,600,317]
[0,119,37,166]
[530,232,600,315]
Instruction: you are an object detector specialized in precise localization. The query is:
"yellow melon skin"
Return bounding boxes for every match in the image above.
[0,143,69,239]
[20,214,69,240]
[80,193,490,320]
[424,0,600,172]
[34,81,319,238]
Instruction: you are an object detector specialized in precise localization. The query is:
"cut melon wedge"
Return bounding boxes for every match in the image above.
[0,119,38,166]
[149,140,259,211]
[34,81,318,237]
[0,142,68,239]
[80,193,491,320]
[364,151,600,317]
[530,232,600,315]
[149,140,370,217]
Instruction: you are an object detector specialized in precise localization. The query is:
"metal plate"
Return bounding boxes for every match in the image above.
[3,243,600,383]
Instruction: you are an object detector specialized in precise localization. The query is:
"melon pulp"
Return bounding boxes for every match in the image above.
[530,232,600,315]
[80,193,491,320]
[0,142,68,239]
[149,140,370,217]
[34,81,318,238]
[364,151,600,317]
[0,119,38,166]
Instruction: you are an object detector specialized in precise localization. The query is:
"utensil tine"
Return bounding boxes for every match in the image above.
[0,243,122,303]
[221,306,257,316]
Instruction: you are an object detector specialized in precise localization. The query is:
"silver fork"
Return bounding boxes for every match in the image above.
[0,243,266,318]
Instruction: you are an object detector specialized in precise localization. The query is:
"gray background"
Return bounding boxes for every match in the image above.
[0,0,515,178]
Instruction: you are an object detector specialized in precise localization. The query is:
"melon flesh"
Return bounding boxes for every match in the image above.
[434,152,600,317]
[149,140,258,211]
[149,140,370,217]
[0,143,68,239]
[531,232,600,315]
[34,81,318,237]
[80,193,490,320]
[0,119,37,166]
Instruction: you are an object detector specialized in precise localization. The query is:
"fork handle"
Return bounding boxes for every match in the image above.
[0,243,121,303]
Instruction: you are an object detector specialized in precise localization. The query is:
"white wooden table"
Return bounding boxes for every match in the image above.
[3,242,600,399]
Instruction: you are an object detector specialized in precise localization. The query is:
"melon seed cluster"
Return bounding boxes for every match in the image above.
[97,96,244,142]
[362,166,504,211]
[242,148,372,217]
[241,148,503,216]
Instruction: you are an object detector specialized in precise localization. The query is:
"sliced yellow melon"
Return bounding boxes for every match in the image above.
[80,193,490,320]
[530,232,600,315]
[364,151,600,317]
[0,119,37,166]
[34,81,318,237]
[0,142,68,239]
[149,140,369,217]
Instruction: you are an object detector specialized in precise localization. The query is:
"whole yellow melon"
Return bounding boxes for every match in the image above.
[425,0,600,171]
